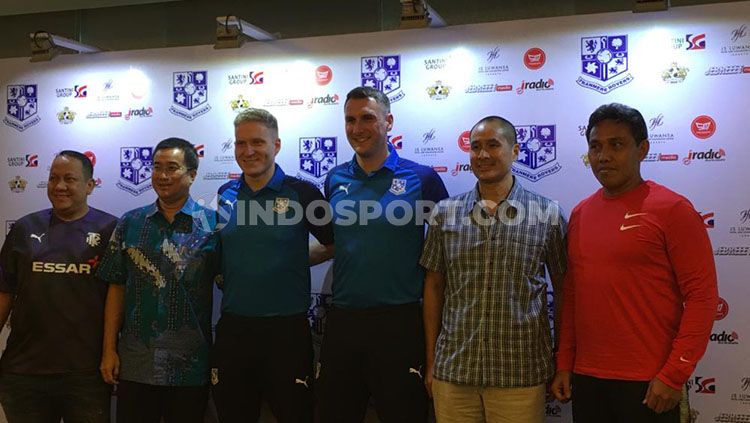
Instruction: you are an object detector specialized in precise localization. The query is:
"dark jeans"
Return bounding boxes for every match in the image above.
[317,302,428,423]
[211,312,314,423]
[0,370,111,423]
[572,373,680,423]
[115,380,208,423]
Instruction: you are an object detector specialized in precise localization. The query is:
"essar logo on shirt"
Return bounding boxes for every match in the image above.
[32,261,92,274]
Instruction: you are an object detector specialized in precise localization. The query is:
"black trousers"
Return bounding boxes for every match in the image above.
[116,380,208,423]
[572,373,679,423]
[316,302,428,423]
[211,312,314,423]
[0,370,111,423]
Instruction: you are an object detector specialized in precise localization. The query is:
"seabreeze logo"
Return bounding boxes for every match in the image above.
[710,330,739,345]
[315,65,333,85]
[714,246,749,256]
[426,81,451,100]
[643,152,679,163]
[683,148,726,165]
[55,84,88,98]
[523,47,546,70]
[688,376,716,394]
[169,71,211,121]
[465,83,512,94]
[361,55,404,103]
[4,84,40,132]
[513,125,561,182]
[86,110,122,119]
[227,71,264,85]
[117,147,153,196]
[716,297,729,320]
[457,130,471,153]
[297,137,337,189]
[692,115,716,139]
[516,78,554,94]
[705,65,749,76]
[577,35,634,94]
[662,62,689,83]
[388,135,403,150]
[262,97,305,108]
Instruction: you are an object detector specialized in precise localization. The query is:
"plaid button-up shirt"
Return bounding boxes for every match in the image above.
[420,179,567,387]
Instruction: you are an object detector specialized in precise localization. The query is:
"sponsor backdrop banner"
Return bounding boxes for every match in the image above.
[1,2,749,421]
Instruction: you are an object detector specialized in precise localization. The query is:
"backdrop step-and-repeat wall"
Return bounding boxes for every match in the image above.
[1,1,749,422]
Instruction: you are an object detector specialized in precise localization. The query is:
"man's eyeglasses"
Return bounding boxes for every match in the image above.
[153,164,190,175]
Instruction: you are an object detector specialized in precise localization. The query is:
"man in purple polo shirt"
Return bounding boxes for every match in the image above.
[0,150,117,423]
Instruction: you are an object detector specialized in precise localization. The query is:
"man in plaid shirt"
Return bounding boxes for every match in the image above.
[421,115,567,423]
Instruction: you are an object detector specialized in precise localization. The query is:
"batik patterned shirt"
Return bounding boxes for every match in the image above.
[97,197,219,386]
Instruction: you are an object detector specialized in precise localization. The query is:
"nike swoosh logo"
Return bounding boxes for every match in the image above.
[624,212,647,219]
[679,356,691,363]
[620,224,643,231]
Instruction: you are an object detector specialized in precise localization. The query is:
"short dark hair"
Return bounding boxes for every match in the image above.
[154,137,199,171]
[470,116,517,145]
[345,86,391,114]
[57,150,93,180]
[586,103,648,145]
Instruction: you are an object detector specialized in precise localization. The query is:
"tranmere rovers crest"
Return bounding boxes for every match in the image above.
[4,84,41,132]
[117,147,153,195]
[389,178,407,195]
[512,125,562,182]
[169,71,211,121]
[576,35,634,94]
[298,137,337,189]
[361,55,404,102]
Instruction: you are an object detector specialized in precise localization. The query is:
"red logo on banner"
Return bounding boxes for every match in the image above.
[458,130,471,152]
[84,151,97,167]
[388,135,403,150]
[315,65,333,85]
[432,166,448,173]
[716,297,729,320]
[524,48,546,70]
[692,115,716,139]
[195,144,205,158]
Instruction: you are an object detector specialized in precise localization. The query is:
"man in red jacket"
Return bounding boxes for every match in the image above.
[550,103,718,423]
